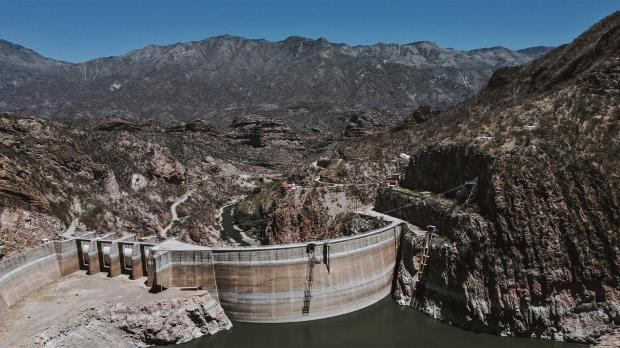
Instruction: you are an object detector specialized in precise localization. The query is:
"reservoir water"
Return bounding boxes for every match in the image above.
[172,296,584,348]
[203,205,585,348]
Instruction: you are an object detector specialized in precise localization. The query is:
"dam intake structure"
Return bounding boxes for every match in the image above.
[0,211,408,323]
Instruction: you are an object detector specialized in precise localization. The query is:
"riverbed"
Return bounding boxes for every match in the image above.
[172,296,585,348]
[219,203,251,246]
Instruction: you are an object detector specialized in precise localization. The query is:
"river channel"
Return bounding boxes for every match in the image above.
[219,203,251,246]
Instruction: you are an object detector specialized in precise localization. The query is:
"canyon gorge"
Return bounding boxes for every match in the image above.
[0,9,619,348]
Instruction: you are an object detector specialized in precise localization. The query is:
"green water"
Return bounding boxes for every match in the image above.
[173,297,585,348]
[220,204,250,246]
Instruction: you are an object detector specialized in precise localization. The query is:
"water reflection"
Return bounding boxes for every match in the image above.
[174,296,585,348]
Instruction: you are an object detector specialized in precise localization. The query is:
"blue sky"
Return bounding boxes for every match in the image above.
[1,0,618,63]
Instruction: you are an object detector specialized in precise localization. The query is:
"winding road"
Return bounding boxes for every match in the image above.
[160,191,192,238]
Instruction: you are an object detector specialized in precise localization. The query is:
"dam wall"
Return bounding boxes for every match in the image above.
[0,234,155,314]
[0,217,404,322]
[151,249,219,298]
[55,238,80,276]
[0,243,61,312]
[151,222,402,322]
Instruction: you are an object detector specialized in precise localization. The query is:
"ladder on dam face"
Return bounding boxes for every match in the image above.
[410,226,436,307]
[302,245,319,315]
[418,232,433,276]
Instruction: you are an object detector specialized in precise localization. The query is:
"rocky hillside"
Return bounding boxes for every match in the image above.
[0,36,550,123]
[0,39,66,84]
[36,291,231,347]
[0,114,288,259]
[378,145,619,343]
[365,11,620,345]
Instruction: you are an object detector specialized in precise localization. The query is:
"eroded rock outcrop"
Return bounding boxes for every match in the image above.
[149,149,186,184]
[166,119,217,134]
[260,186,387,244]
[36,292,232,347]
[263,189,333,244]
[391,227,425,305]
[0,153,50,211]
[343,111,385,137]
[0,207,64,259]
[92,118,143,132]
[227,115,300,148]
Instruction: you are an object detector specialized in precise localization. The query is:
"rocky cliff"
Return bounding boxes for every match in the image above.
[367,11,620,345]
[227,115,301,148]
[377,145,619,344]
[262,188,384,244]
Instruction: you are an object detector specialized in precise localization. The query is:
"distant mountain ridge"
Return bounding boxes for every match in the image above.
[0,35,553,121]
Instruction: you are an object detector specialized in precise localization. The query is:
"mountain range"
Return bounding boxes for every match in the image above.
[0,36,551,121]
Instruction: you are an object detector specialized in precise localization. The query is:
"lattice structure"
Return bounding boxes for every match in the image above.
[302,246,319,315]
[410,226,436,307]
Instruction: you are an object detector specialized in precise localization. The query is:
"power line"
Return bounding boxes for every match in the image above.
[275,177,478,239]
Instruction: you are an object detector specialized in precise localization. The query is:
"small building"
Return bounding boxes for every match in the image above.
[385,173,401,187]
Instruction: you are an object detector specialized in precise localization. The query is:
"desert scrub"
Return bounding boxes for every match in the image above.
[232,204,265,238]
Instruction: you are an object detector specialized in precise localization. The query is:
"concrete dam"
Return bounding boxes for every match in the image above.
[0,215,404,322]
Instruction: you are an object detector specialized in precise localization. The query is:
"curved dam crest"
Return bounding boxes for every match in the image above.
[0,212,404,323]
[150,218,402,322]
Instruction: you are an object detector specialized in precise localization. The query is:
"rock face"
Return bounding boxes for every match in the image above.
[0,153,51,211]
[227,115,300,148]
[103,293,232,345]
[149,149,186,184]
[93,118,143,132]
[391,226,425,305]
[258,182,386,244]
[343,111,386,137]
[0,36,550,123]
[262,190,333,244]
[0,207,64,259]
[36,292,232,347]
[376,145,620,344]
[341,213,389,235]
[0,112,268,258]
[166,119,217,134]
[344,13,620,343]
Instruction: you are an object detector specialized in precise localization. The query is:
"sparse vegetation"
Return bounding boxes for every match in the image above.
[232,204,265,238]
